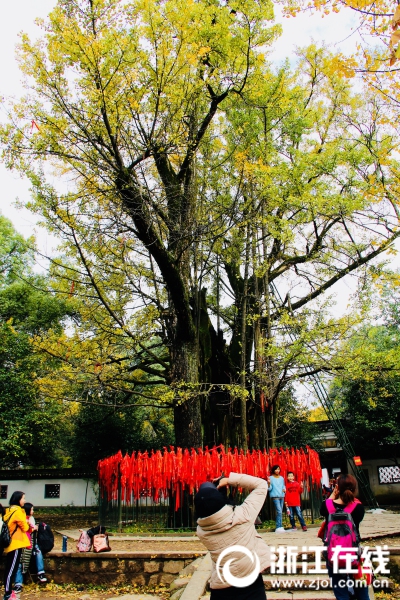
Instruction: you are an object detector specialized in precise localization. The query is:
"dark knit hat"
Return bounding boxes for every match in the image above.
[194,482,227,518]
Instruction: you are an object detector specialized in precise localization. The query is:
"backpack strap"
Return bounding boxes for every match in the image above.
[342,501,358,513]
[4,510,19,538]
[326,499,360,514]
[4,510,17,525]
[325,499,336,514]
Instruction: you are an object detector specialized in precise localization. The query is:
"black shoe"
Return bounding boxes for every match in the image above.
[37,574,47,583]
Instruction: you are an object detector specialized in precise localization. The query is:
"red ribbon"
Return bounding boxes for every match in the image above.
[31,119,40,132]
[98,445,322,508]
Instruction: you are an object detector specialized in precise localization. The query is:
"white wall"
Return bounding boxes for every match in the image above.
[346,458,400,504]
[0,478,98,507]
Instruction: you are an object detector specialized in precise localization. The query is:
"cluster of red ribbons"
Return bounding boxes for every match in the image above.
[98,445,322,510]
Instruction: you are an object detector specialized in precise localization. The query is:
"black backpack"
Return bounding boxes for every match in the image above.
[0,511,18,555]
[37,522,54,554]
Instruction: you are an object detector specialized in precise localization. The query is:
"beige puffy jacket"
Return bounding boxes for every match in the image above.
[196,472,270,589]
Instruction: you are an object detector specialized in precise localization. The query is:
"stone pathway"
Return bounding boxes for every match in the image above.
[58,511,400,547]
[259,512,400,547]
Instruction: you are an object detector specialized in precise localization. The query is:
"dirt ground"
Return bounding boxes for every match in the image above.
[53,531,206,552]
[18,583,170,599]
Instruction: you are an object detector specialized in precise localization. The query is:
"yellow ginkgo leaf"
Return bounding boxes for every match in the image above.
[392,4,400,28]
[390,29,400,45]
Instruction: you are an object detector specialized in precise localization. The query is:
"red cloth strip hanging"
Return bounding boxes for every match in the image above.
[97,445,322,507]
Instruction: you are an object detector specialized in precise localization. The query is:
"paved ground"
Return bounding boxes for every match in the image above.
[56,511,400,553]
[259,511,400,547]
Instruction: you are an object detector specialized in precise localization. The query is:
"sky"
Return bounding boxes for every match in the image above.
[0,1,58,260]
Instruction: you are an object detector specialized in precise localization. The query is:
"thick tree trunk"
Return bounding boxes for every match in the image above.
[170,341,202,447]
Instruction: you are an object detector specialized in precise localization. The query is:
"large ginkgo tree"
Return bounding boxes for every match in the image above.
[1,0,400,448]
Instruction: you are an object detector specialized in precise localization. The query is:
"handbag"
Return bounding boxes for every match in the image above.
[21,547,33,574]
[92,534,111,553]
[353,557,374,585]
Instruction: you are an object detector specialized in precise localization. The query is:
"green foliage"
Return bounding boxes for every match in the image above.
[275,387,322,451]
[0,217,74,466]
[0,320,69,467]
[0,214,34,287]
[331,323,400,455]
[0,279,72,335]
[70,400,174,469]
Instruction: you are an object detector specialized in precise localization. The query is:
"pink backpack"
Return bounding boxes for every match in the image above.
[76,529,92,552]
[324,499,361,567]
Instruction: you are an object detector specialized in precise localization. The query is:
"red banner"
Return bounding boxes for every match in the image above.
[98,445,322,510]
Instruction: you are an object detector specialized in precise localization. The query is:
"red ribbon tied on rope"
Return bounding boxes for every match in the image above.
[98,445,322,509]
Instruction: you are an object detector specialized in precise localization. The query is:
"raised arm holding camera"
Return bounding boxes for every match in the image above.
[195,473,270,600]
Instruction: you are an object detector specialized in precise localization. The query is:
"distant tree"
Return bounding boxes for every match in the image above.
[0,218,73,467]
[0,214,33,287]
[70,398,174,469]
[274,387,322,451]
[0,320,70,467]
[0,279,72,334]
[331,324,400,462]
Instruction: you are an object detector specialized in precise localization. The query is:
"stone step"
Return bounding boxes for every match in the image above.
[180,553,212,600]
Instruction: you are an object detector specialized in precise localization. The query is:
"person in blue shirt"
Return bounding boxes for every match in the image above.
[268,465,286,532]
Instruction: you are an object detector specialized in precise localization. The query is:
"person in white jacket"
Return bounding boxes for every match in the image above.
[195,472,271,599]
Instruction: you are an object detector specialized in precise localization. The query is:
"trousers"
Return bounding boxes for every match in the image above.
[210,573,267,600]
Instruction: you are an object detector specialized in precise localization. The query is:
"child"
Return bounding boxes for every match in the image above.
[14,503,47,594]
[267,465,286,533]
[285,471,307,531]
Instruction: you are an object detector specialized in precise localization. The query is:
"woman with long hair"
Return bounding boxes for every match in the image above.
[320,474,370,600]
[2,491,31,600]
[13,502,48,593]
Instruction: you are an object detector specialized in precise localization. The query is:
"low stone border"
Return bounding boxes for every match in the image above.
[0,551,207,586]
